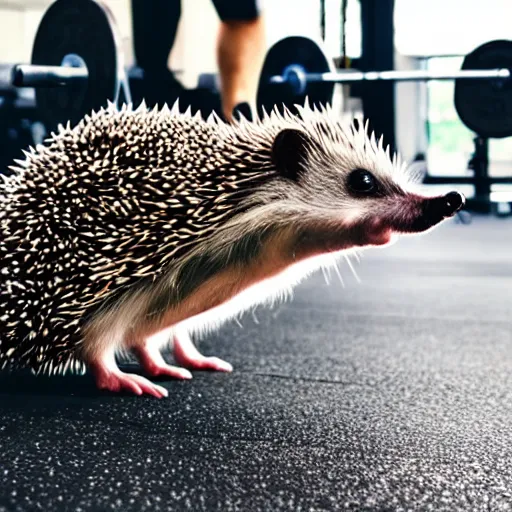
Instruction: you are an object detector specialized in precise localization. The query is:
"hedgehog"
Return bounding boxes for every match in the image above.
[0,99,464,398]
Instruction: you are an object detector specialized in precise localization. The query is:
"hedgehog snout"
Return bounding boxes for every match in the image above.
[425,191,466,220]
[379,190,465,235]
[397,191,466,233]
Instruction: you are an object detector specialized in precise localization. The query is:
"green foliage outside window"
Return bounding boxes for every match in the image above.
[426,56,512,177]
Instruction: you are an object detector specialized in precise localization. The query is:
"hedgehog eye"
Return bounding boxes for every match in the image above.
[347,169,377,195]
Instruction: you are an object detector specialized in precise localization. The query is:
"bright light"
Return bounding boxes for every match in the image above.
[394,0,512,56]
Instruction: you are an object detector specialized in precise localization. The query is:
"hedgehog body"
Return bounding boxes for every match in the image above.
[0,100,464,396]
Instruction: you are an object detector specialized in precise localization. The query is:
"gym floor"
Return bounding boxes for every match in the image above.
[1,212,512,511]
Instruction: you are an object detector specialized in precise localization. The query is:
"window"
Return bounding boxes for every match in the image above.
[425,56,512,180]
[394,0,512,199]
[394,0,511,57]
[344,0,362,59]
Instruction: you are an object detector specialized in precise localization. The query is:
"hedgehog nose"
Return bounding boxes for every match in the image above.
[442,191,465,216]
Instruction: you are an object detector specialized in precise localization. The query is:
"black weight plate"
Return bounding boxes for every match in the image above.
[454,39,512,139]
[32,0,121,130]
[257,36,335,119]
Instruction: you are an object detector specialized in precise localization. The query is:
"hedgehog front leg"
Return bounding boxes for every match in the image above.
[173,331,233,372]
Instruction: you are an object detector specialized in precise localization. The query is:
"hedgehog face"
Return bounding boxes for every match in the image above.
[269,119,464,251]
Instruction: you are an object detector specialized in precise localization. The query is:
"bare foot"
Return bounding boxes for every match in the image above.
[89,360,169,398]
[134,344,192,380]
[173,333,233,372]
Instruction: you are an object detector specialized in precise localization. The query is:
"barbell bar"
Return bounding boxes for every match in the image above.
[270,64,512,96]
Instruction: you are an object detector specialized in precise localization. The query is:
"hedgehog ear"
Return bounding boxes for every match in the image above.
[271,129,311,182]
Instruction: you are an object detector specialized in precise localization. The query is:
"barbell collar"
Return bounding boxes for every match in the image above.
[11,64,88,88]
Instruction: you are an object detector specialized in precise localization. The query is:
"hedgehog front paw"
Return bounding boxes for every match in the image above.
[173,333,233,373]
[89,358,169,398]
[94,369,169,398]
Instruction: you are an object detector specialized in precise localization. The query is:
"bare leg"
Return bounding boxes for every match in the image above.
[89,350,169,398]
[133,343,192,380]
[173,332,233,372]
[216,16,266,121]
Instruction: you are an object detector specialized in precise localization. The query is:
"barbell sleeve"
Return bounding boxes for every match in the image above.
[11,64,88,88]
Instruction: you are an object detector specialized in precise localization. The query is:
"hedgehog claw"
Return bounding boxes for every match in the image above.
[117,373,169,398]
[144,363,193,380]
[180,356,233,373]
[173,334,233,373]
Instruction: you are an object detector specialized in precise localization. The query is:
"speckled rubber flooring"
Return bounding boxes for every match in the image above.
[2,214,512,511]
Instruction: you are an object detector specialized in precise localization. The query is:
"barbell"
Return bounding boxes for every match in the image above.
[3,0,131,131]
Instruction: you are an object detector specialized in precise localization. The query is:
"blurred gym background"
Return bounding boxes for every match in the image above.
[1,0,511,199]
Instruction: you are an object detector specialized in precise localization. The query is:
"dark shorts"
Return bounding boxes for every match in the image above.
[211,0,262,21]
[131,0,263,71]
